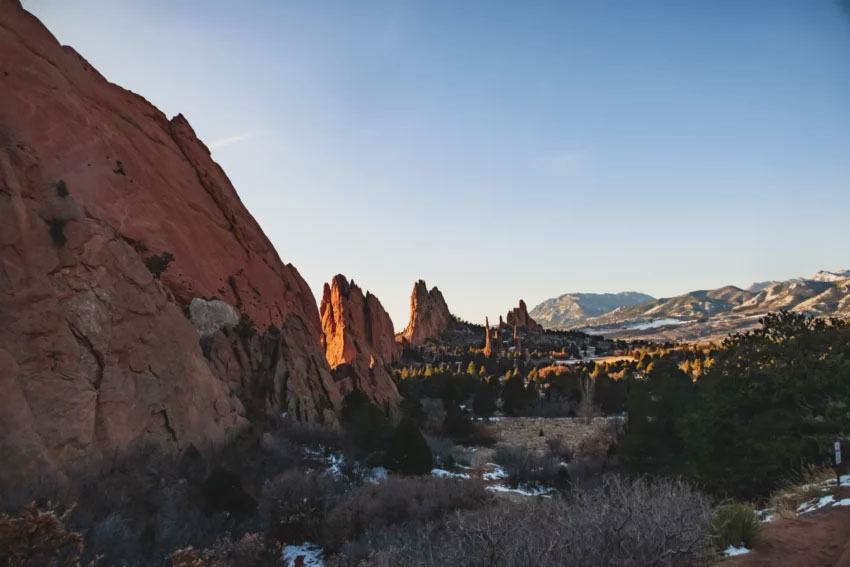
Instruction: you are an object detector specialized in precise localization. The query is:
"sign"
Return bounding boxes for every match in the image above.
[836,441,842,466]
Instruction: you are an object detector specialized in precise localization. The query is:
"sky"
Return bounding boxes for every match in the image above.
[24,1,850,329]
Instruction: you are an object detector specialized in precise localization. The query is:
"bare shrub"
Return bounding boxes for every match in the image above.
[340,475,715,567]
[425,435,457,468]
[171,532,280,567]
[0,503,85,567]
[260,470,342,545]
[492,444,561,486]
[277,417,342,451]
[545,435,573,462]
[322,476,489,552]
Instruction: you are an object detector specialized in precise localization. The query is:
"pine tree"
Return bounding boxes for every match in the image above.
[386,417,433,475]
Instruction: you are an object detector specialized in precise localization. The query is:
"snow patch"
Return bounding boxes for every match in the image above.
[482,464,509,481]
[798,494,835,514]
[723,545,751,557]
[629,318,688,330]
[486,483,553,497]
[432,468,471,479]
[282,543,324,567]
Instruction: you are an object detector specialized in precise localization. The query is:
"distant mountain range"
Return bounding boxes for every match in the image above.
[529,292,656,329]
[530,270,850,341]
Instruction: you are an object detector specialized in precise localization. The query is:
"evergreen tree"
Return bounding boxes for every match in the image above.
[386,416,434,475]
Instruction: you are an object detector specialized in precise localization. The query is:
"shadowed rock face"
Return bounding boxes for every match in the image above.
[506,300,543,332]
[0,2,343,492]
[397,280,453,346]
[320,275,400,412]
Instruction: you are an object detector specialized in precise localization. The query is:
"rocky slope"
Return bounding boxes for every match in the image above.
[0,2,390,493]
[529,292,655,329]
[505,299,543,332]
[396,280,453,346]
[320,275,400,411]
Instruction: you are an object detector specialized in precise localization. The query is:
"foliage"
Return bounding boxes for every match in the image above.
[341,391,393,456]
[0,503,85,567]
[171,533,280,567]
[619,358,696,476]
[343,475,715,567]
[685,312,850,498]
[711,501,761,550]
[233,314,257,339]
[47,218,68,247]
[492,444,561,487]
[144,251,175,278]
[386,417,434,475]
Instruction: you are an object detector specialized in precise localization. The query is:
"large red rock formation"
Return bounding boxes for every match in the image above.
[0,2,350,491]
[506,300,544,332]
[320,275,400,411]
[397,280,453,346]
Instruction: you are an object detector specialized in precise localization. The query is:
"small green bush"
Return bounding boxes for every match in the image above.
[47,218,67,247]
[144,251,175,278]
[56,180,69,197]
[234,313,257,339]
[712,501,761,550]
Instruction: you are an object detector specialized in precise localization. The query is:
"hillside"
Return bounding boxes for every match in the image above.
[537,271,850,341]
[529,292,655,329]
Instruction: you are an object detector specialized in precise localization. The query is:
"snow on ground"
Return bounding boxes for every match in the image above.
[486,483,553,497]
[628,318,689,330]
[723,545,751,557]
[282,543,324,567]
[482,464,508,481]
[432,468,471,479]
[365,466,388,483]
[798,495,835,515]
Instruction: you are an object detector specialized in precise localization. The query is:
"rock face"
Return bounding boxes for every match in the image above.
[483,317,499,357]
[397,280,453,346]
[0,2,346,492]
[506,300,543,332]
[320,275,400,411]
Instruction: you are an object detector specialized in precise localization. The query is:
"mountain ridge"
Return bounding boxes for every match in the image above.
[533,270,850,340]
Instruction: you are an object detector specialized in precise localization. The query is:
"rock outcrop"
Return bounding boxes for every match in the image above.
[320,275,400,411]
[0,2,347,492]
[506,300,543,332]
[483,317,495,357]
[397,280,453,346]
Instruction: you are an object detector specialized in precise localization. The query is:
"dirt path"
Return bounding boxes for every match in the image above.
[723,488,850,567]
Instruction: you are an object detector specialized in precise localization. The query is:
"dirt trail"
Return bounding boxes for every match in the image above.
[724,488,850,567]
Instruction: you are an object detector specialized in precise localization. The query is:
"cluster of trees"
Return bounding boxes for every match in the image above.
[620,312,850,499]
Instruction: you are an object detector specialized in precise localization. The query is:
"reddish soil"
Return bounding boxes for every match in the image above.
[724,488,850,567]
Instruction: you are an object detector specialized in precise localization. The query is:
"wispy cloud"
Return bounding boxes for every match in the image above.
[209,133,251,150]
[532,150,588,176]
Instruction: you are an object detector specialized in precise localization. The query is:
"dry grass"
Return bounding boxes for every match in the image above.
[768,465,835,519]
[484,416,623,454]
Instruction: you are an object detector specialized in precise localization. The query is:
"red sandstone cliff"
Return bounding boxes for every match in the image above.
[506,300,543,332]
[0,2,372,491]
[320,275,400,411]
[396,280,453,346]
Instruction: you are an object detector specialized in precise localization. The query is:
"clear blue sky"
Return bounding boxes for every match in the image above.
[24,1,850,329]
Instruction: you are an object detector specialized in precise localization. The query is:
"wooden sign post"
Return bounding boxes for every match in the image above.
[836,441,843,489]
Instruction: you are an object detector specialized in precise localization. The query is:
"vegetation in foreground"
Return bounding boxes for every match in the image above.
[2,311,847,565]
